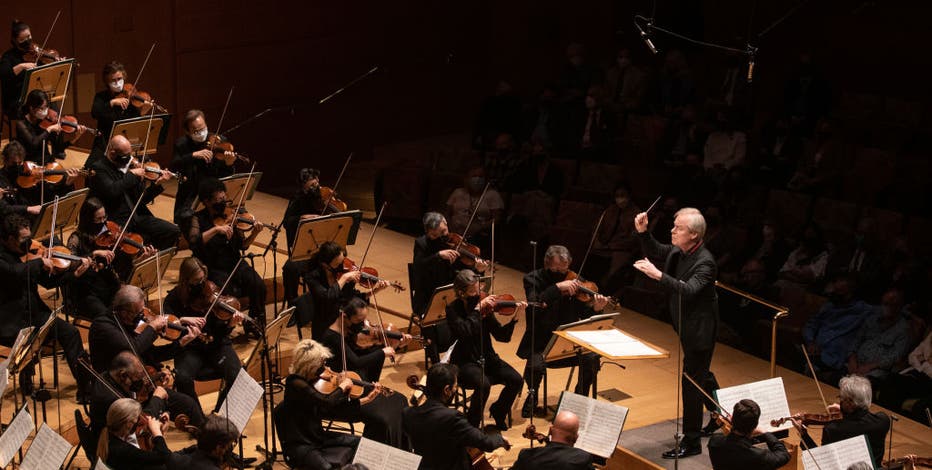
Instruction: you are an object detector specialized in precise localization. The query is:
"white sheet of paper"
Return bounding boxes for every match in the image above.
[0,364,8,398]
[2,327,35,368]
[93,459,113,470]
[217,368,264,434]
[0,406,35,467]
[566,329,663,357]
[352,437,422,470]
[20,423,73,470]
[715,377,793,433]
[801,435,874,470]
[557,392,628,458]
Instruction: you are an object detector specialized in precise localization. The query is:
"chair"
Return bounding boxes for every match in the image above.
[74,409,98,466]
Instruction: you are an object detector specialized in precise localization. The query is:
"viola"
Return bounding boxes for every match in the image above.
[95,220,146,256]
[23,44,66,65]
[135,306,211,344]
[341,257,405,292]
[711,411,733,435]
[564,270,619,304]
[314,365,393,399]
[214,205,275,235]
[16,161,94,188]
[190,279,256,326]
[130,158,184,182]
[478,293,543,317]
[445,232,483,266]
[205,134,250,166]
[41,108,100,136]
[318,186,348,213]
[117,83,167,115]
[21,239,89,272]
[770,412,843,428]
[145,364,175,390]
[356,321,428,349]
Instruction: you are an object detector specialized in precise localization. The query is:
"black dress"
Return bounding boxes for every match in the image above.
[278,374,361,469]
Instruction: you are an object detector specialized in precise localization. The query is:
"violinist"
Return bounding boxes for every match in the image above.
[170,110,235,225]
[87,351,174,436]
[446,269,523,430]
[187,177,265,334]
[403,362,510,470]
[0,214,92,400]
[166,414,242,470]
[15,89,86,161]
[164,257,244,414]
[282,168,328,305]
[87,135,181,250]
[321,297,411,383]
[512,411,594,470]
[0,140,78,217]
[96,398,171,470]
[89,62,140,159]
[66,197,157,319]
[0,20,36,118]
[707,399,791,470]
[88,286,206,428]
[520,245,609,418]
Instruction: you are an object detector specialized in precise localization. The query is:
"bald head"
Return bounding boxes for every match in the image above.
[107,135,132,163]
[550,411,580,445]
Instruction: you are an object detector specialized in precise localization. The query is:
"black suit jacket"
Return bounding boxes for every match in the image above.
[638,232,718,351]
[801,408,890,463]
[0,248,62,339]
[412,235,464,316]
[519,268,595,359]
[166,446,223,470]
[403,398,506,470]
[88,157,164,225]
[104,434,170,470]
[708,432,790,470]
[88,372,166,435]
[170,135,234,220]
[512,441,594,470]
[88,313,178,372]
[445,297,516,365]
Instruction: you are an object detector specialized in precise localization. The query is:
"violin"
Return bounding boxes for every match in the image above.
[16,161,94,188]
[770,412,843,428]
[145,364,175,390]
[478,292,543,317]
[523,424,549,444]
[190,279,256,326]
[314,365,393,399]
[134,306,212,344]
[23,44,66,65]
[445,232,483,266]
[21,239,90,272]
[711,411,733,435]
[563,270,618,304]
[341,257,405,292]
[214,205,275,236]
[884,455,932,469]
[355,320,428,349]
[318,186,348,213]
[41,108,100,137]
[95,220,146,256]
[130,157,184,182]
[118,83,167,115]
[205,134,250,166]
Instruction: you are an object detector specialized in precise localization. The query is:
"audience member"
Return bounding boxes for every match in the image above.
[777,223,829,292]
[802,275,873,378]
[846,288,912,382]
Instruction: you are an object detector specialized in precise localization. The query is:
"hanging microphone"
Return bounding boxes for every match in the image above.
[635,20,659,55]
[746,44,758,83]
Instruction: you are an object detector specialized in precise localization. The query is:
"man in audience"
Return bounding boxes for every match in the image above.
[846,288,911,382]
[803,274,873,379]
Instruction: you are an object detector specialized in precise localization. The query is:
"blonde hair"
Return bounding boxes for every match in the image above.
[290,339,332,379]
[96,398,142,461]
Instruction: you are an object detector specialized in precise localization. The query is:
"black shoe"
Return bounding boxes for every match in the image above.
[700,418,722,437]
[489,405,509,431]
[521,397,537,418]
[662,446,701,459]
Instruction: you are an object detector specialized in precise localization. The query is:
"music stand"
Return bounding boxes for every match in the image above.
[191,173,264,212]
[245,308,292,372]
[125,248,177,292]
[20,59,75,106]
[248,307,293,468]
[30,189,88,241]
[109,114,172,157]
[288,210,364,262]
[418,276,493,328]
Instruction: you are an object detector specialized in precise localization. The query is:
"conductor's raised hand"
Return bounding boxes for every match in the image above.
[634,212,649,233]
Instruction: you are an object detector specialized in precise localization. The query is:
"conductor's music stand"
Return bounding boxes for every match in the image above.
[21,59,75,106]
[288,210,364,262]
[109,114,172,157]
[125,248,177,293]
[30,188,88,241]
[191,172,264,212]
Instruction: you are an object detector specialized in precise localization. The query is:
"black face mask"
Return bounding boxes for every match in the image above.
[212,202,228,213]
[6,165,22,177]
[128,378,145,393]
[466,295,481,310]
[306,186,321,198]
[17,237,32,254]
[189,281,204,297]
[349,321,365,334]
[546,269,565,283]
[90,221,106,234]
[16,39,32,52]
[115,153,132,166]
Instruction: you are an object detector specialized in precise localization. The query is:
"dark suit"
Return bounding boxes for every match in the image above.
[169,135,235,224]
[278,374,360,469]
[708,432,790,470]
[512,441,594,470]
[800,408,890,463]
[638,231,720,448]
[294,264,365,339]
[166,447,226,470]
[403,398,506,470]
[87,372,167,436]
[103,434,170,470]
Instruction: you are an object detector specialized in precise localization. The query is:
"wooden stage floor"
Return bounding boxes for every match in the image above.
[5,148,931,469]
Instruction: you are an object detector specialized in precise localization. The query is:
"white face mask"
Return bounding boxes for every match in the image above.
[36,108,48,119]
[109,79,124,92]
[192,128,209,143]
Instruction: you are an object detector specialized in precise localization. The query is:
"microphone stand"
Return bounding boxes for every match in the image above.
[526,240,539,447]
[259,221,284,312]
[673,280,685,470]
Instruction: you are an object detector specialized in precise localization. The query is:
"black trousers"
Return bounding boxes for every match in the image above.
[4,317,91,393]
[458,357,523,427]
[323,393,409,448]
[174,342,242,413]
[285,434,359,470]
[523,352,600,398]
[282,258,312,305]
[164,388,207,428]
[208,263,267,328]
[130,214,180,250]
[73,294,111,319]
[682,346,719,447]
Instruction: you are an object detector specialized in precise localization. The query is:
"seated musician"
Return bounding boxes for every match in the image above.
[164,257,245,414]
[88,285,206,428]
[403,362,510,470]
[96,397,172,470]
[512,411,594,470]
[170,110,235,225]
[707,399,790,470]
[521,245,608,417]
[320,297,411,383]
[66,197,157,319]
[167,414,241,470]
[89,61,140,162]
[187,177,265,334]
[1,140,78,218]
[15,89,86,161]
[87,135,180,250]
[793,374,891,462]
[0,214,91,400]
[293,240,390,339]
[282,168,329,305]
[412,212,489,364]
[0,20,36,118]
[278,339,361,469]
[446,269,523,430]
[87,351,176,436]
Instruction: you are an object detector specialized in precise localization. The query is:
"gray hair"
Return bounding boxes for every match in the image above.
[845,462,873,470]
[291,339,332,379]
[453,269,480,296]
[422,212,445,231]
[112,285,145,313]
[544,245,572,263]
[674,207,706,240]
[839,375,872,411]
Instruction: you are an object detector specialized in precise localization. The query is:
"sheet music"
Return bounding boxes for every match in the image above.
[352,437,422,470]
[440,340,457,364]
[218,367,264,433]
[566,329,664,357]
[801,435,873,470]
[3,327,35,368]
[20,423,73,470]
[557,392,628,458]
[93,459,113,470]
[714,377,793,432]
[0,364,8,397]
[0,406,35,467]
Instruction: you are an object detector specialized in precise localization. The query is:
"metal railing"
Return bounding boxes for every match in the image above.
[715,281,789,377]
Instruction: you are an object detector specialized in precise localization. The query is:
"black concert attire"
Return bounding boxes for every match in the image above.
[88,314,205,428]
[638,231,720,452]
[65,229,130,319]
[521,269,601,404]
[320,326,387,383]
[0,47,27,118]
[167,447,226,470]
[707,432,790,470]
[103,433,171,470]
[91,89,140,153]
[163,286,242,413]
[294,263,366,339]
[0,246,89,394]
[446,296,522,428]
[281,188,327,305]
[87,371,169,436]
[87,157,180,250]
[403,397,508,470]
[512,441,595,470]
[170,135,235,225]
[15,117,72,161]
[187,208,267,328]
[278,374,360,469]
[0,158,74,214]
[798,407,891,463]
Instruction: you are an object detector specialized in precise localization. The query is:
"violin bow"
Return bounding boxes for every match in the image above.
[801,344,831,412]
[77,357,126,400]
[132,43,157,96]
[489,219,496,293]
[47,196,60,255]
[575,208,607,280]
[455,182,491,253]
[359,202,394,361]
[228,162,257,231]
[682,372,732,421]
[213,87,235,143]
[321,152,353,215]
[368,289,393,364]
[200,257,246,322]
[36,10,62,60]
[111,310,159,393]
[110,178,150,257]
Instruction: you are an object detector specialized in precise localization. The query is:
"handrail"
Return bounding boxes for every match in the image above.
[715,281,789,377]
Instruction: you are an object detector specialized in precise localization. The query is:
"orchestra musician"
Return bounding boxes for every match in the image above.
[293,240,391,339]
[89,61,140,162]
[88,285,206,428]
[87,351,174,436]
[446,269,523,430]
[707,399,791,470]
[0,20,36,118]
[512,411,594,470]
[87,135,180,250]
[0,141,79,218]
[167,414,242,470]
[320,297,411,383]
[163,257,245,414]
[66,197,157,319]
[403,362,511,470]
[520,245,609,417]
[633,207,720,459]
[187,177,265,334]
[282,168,327,305]
[96,398,172,470]
[170,110,235,226]
[0,214,92,400]
[16,89,85,161]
